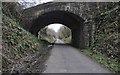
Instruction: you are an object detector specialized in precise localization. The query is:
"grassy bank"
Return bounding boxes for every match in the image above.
[82,48,119,73]
[2,15,48,73]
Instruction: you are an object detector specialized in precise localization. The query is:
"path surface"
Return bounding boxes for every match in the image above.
[44,39,111,73]
[55,39,64,44]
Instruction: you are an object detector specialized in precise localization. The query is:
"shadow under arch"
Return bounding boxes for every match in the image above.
[29,10,85,48]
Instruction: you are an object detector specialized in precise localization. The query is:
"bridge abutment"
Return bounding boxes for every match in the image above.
[72,25,85,49]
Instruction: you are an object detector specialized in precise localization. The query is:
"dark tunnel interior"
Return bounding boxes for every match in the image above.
[29,11,85,48]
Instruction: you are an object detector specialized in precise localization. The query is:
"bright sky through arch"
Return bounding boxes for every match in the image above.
[48,24,63,32]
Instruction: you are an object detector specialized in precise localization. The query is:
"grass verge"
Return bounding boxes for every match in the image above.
[2,15,48,73]
[82,48,120,73]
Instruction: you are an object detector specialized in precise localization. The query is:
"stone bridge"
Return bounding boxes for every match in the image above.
[21,2,111,48]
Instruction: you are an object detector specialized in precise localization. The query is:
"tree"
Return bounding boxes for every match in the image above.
[58,26,71,40]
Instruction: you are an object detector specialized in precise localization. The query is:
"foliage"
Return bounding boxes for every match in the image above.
[58,26,71,43]
[2,15,44,73]
[2,2,23,22]
[89,2,119,72]
[38,27,56,43]
[83,48,119,73]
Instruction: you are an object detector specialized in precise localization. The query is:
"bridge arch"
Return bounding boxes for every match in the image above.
[29,10,85,48]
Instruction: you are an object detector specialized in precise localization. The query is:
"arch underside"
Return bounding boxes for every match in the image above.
[29,11,85,48]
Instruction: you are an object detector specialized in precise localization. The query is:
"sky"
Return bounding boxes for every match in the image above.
[25,0,54,4]
[33,0,54,4]
[18,0,54,8]
[40,0,54,3]
[48,24,63,32]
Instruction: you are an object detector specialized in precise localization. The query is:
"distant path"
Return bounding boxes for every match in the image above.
[55,39,64,44]
[44,39,111,73]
